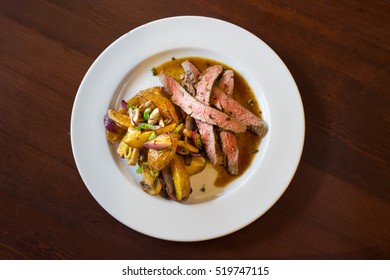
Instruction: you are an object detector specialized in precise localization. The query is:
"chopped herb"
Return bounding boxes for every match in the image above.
[136,162,148,174]
[248,148,259,154]
[143,107,152,121]
[151,67,157,76]
[173,123,183,133]
[124,146,132,159]
[148,132,157,140]
[247,99,254,106]
[136,123,160,130]
[200,184,206,192]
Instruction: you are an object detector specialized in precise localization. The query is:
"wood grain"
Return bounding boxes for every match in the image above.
[1,0,389,259]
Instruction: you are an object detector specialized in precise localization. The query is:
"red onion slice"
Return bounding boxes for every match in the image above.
[121,100,128,111]
[103,113,116,133]
[144,134,172,150]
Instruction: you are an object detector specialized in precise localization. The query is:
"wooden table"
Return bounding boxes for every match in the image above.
[1,0,389,259]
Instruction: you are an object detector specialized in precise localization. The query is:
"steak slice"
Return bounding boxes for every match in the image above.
[181,60,201,84]
[218,70,234,96]
[220,130,240,175]
[181,62,223,164]
[216,69,240,174]
[196,121,222,165]
[159,72,247,134]
[181,60,200,96]
[195,65,224,165]
[211,87,264,135]
[196,65,223,103]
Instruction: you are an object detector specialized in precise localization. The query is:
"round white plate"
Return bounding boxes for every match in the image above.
[71,16,305,241]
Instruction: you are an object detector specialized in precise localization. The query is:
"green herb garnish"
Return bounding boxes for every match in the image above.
[143,108,152,121]
[136,123,160,131]
[148,132,157,141]
[173,123,183,133]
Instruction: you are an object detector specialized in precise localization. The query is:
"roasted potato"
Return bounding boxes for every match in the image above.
[107,109,132,128]
[178,140,199,154]
[170,154,192,202]
[147,133,178,171]
[183,156,207,176]
[138,87,179,124]
[140,166,162,195]
[106,129,121,144]
[122,128,154,148]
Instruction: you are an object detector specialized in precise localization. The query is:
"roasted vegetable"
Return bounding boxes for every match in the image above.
[106,129,122,144]
[140,166,162,195]
[127,148,140,166]
[104,113,116,132]
[183,128,203,149]
[107,109,132,128]
[161,167,176,201]
[183,156,207,176]
[146,133,178,171]
[147,108,161,124]
[170,154,192,201]
[123,127,154,148]
[178,140,199,154]
[137,87,179,124]
[105,85,210,203]
[117,141,140,165]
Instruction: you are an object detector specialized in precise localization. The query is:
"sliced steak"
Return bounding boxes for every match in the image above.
[220,130,240,175]
[181,61,198,129]
[216,69,240,174]
[218,70,234,96]
[211,87,264,135]
[196,65,223,103]
[195,65,224,165]
[196,121,223,165]
[182,60,201,84]
[181,60,201,96]
[160,72,247,134]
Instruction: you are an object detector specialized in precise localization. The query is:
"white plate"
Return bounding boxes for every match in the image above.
[71,16,305,241]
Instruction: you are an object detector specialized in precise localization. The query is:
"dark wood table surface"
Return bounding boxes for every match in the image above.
[1,0,389,260]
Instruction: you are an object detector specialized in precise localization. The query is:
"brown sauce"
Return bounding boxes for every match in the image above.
[154,57,262,187]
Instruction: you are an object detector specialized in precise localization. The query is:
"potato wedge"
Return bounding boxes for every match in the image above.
[155,122,177,134]
[138,88,179,124]
[122,128,154,148]
[147,133,178,171]
[183,156,207,176]
[178,140,199,154]
[140,166,162,195]
[117,141,129,157]
[123,124,178,149]
[106,130,120,144]
[106,125,125,143]
[170,154,191,202]
[125,94,147,109]
[107,109,132,128]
